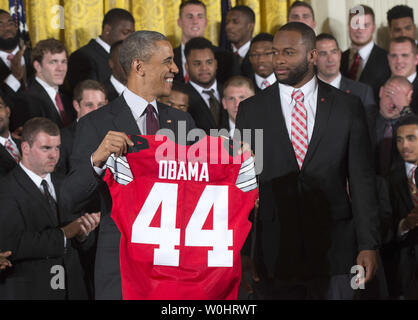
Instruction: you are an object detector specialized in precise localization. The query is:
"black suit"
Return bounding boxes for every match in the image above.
[20,80,75,128]
[70,94,196,299]
[65,39,111,96]
[173,45,240,84]
[0,167,93,299]
[185,82,228,134]
[339,75,377,115]
[236,79,380,297]
[103,77,120,103]
[382,160,418,299]
[56,120,77,175]
[341,44,391,102]
[0,136,20,178]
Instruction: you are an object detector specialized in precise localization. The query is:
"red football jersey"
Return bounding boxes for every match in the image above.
[104,135,258,300]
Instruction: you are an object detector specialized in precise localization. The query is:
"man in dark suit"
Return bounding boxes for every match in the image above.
[315,33,376,115]
[248,33,276,93]
[0,97,21,177]
[70,30,196,300]
[387,37,418,114]
[174,0,239,84]
[225,5,255,77]
[103,40,126,103]
[0,117,100,299]
[56,80,107,175]
[65,8,134,96]
[0,94,20,178]
[368,76,413,177]
[19,39,75,129]
[383,115,418,299]
[235,22,380,299]
[341,5,391,102]
[184,37,228,134]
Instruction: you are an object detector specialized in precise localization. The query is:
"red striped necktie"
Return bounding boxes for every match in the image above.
[291,89,308,169]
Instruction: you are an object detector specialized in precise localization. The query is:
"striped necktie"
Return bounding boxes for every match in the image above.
[291,89,308,169]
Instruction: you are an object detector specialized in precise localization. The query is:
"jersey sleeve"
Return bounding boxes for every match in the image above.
[235,156,257,192]
[104,154,133,186]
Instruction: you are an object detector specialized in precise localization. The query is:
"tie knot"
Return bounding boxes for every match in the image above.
[292,89,304,102]
[146,104,156,114]
[203,89,215,96]
[7,54,13,61]
[41,179,49,190]
[262,80,270,88]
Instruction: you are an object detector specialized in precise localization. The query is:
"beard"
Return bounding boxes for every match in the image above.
[275,58,310,87]
[0,33,20,51]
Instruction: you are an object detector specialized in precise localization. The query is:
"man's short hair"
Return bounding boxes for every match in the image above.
[31,38,67,65]
[385,75,413,90]
[315,33,340,49]
[387,5,414,27]
[278,22,316,52]
[251,33,274,47]
[229,5,255,24]
[102,8,135,30]
[223,75,255,96]
[119,30,167,75]
[349,4,375,23]
[390,36,418,54]
[179,0,206,17]
[288,1,315,21]
[73,80,106,104]
[397,114,418,129]
[171,81,190,96]
[184,37,215,59]
[0,9,9,16]
[21,117,60,147]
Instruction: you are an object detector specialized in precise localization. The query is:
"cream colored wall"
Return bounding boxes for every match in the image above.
[310,0,418,51]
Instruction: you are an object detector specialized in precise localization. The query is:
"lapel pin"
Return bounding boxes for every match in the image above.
[321,98,325,102]
[346,90,351,94]
[167,120,172,124]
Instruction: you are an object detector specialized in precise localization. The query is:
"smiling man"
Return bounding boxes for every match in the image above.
[235,22,380,300]
[388,37,418,113]
[20,38,75,128]
[70,30,195,300]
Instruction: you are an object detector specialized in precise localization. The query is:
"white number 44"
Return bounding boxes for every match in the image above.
[131,182,233,267]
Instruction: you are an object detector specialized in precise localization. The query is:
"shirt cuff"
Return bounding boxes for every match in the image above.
[398,218,409,238]
[4,74,21,92]
[91,155,105,176]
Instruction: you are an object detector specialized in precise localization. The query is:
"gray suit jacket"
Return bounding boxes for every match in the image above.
[339,75,377,116]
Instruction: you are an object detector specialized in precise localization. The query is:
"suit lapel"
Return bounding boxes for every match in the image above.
[14,166,58,226]
[111,96,142,135]
[302,81,333,170]
[34,81,63,127]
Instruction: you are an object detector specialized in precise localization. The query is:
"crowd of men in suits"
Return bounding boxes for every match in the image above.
[1,0,418,300]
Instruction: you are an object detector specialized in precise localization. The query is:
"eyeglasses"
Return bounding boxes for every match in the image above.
[248,51,274,59]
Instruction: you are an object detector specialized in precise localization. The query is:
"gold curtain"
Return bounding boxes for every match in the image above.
[0,0,296,53]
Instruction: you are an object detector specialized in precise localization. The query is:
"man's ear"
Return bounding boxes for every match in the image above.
[132,59,145,76]
[73,100,80,114]
[33,60,41,74]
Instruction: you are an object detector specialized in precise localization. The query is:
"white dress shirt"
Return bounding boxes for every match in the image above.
[0,45,25,92]
[189,80,220,108]
[228,118,236,138]
[232,40,251,59]
[255,73,276,90]
[278,76,319,143]
[408,72,417,84]
[110,75,126,96]
[0,132,20,159]
[35,77,61,115]
[350,40,374,71]
[96,36,111,54]
[318,72,342,90]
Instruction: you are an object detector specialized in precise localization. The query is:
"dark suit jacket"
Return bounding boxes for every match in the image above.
[0,46,34,89]
[65,39,111,96]
[20,80,75,128]
[236,79,381,280]
[173,45,240,84]
[0,136,20,178]
[103,77,120,103]
[56,120,77,175]
[341,44,391,102]
[339,75,377,115]
[0,167,93,299]
[69,95,196,299]
[382,160,418,298]
[185,82,228,134]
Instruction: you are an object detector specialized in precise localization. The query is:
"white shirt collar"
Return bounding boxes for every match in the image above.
[189,79,218,97]
[35,76,58,103]
[0,132,12,146]
[408,72,417,83]
[232,40,251,59]
[254,73,276,89]
[110,75,126,95]
[318,72,342,89]
[96,36,111,54]
[19,162,55,199]
[122,87,158,122]
[228,118,236,138]
[278,75,317,101]
[405,161,417,181]
[355,40,374,66]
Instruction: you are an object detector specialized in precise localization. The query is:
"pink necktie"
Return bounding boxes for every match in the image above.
[5,138,20,162]
[262,80,270,89]
[291,89,308,169]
